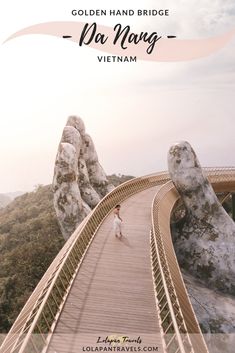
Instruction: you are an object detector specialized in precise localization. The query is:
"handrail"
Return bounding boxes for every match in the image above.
[0,172,170,353]
[151,183,206,353]
[1,167,235,353]
[150,169,235,353]
[151,230,191,353]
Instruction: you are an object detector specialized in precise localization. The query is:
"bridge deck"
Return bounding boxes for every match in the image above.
[48,187,163,353]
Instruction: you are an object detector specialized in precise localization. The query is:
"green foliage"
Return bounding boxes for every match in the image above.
[0,175,133,333]
[0,185,64,332]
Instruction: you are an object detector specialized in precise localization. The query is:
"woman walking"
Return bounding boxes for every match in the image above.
[113,204,123,238]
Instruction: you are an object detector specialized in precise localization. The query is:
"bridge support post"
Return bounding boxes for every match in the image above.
[232,194,235,221]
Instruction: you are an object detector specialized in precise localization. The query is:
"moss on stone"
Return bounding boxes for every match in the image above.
[196,261,215,280]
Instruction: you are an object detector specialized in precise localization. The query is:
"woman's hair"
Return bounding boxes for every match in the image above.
[115,204,121,208]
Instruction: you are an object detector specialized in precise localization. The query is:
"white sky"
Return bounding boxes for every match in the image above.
[0,0,235,192]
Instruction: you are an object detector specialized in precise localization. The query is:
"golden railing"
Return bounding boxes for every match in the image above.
[0,167,235,353]
[151,183,207,353]
[0,172,169,353]
[150,168,235,353]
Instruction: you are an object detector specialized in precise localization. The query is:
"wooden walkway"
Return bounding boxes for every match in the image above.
[48,187,163,353]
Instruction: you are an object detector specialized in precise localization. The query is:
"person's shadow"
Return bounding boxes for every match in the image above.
[119,235,132,248]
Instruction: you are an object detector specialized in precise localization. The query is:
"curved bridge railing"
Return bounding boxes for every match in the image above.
[150,168,235,353]
[0,172,169,353]
[0,167,235,353]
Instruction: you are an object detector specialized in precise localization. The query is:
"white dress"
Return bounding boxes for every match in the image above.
[113,214,122,234]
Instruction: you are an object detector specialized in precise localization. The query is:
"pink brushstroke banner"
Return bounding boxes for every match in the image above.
[3,21,235,62]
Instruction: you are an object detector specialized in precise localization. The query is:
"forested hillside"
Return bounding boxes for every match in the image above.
[0,185,63,332]
[0,174,134,332]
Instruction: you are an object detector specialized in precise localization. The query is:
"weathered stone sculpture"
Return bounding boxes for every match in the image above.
[168,141,235,294]
[184,271,235,352]
[53,116,113,240]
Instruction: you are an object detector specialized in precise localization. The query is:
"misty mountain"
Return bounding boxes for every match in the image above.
[5,191,25,199]
[0,194,12,209]
[0,191,24,209]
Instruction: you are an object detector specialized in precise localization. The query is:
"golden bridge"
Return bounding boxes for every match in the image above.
[1,168,235,353]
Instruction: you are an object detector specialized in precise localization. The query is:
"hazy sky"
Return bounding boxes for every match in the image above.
[0,0,234,192]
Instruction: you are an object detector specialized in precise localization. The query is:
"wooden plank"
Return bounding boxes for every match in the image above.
[48,187,163,352]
